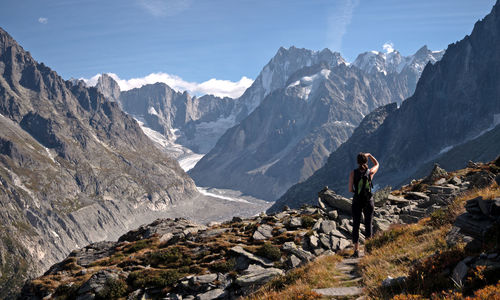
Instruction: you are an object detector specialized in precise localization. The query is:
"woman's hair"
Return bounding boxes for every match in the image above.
[357,153,368,171]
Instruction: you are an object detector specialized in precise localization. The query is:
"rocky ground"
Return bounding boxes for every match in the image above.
[19,160,500,299]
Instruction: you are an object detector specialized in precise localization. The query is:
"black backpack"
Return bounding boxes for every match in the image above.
[353,168,373,202]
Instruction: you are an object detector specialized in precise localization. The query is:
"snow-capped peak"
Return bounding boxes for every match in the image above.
[352,46,444,76]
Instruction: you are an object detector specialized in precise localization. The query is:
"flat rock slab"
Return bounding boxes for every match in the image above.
[313,286,363,297]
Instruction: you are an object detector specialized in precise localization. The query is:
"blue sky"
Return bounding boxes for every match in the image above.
[0,0,496,97]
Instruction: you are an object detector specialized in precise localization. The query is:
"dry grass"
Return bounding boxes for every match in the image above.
[244,255,342,300]
[360,180,500,299]
[359,221,451,298]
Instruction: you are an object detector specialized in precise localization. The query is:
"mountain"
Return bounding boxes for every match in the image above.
[0,28,199,297]
[271,1,500,212]
[189,47,443,201]
[96,73,120,103]
[93,48,347,156]
[233,47,347,121]
[116,82,235,153]
[353,45,444,94]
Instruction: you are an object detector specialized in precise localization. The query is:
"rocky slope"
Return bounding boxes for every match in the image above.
[19,159,496,300]
[0,27,200,298]
[189,45,442,201]
[271,1,500,212]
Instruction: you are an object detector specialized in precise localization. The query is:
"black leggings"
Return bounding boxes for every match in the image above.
[352,197,374,244]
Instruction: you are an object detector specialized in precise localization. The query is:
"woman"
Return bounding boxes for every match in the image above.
[348,152,379,257]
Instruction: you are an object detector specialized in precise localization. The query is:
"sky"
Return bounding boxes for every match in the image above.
[0,0,496,98]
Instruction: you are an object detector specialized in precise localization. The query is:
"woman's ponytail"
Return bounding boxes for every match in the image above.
[357,153,368,171]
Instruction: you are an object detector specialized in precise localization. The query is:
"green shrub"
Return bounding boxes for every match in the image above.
[124,240,151,254]
[268,269,304,291]
[96,278,127,299]
[127,269,182,289]
[256,242,281,261]
[429,208,454,228]
[300,216,316,228]
[148,247,185,267]
[53,283,80,299]
[210,258,236,273]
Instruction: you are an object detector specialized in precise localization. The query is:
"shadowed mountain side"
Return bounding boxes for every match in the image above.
[270,1,500,212]
[407,124,500,183]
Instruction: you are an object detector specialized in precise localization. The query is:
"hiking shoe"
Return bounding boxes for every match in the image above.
[351,250,359,258]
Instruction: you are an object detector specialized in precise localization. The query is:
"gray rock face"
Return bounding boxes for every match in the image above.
[273,2,500,210]
[190,47,437,200]
[318,188,352,214]
[116,82,236,153]
[96,73,121,103]
[0,27,198,297]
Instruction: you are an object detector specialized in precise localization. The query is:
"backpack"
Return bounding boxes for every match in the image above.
[353,168,373,202]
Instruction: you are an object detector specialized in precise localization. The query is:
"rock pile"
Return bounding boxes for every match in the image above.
[21,165,484,300]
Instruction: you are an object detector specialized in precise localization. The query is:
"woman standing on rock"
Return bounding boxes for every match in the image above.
[348,152,379,257]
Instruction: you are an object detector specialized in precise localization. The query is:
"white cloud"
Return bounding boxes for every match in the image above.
[383,42,395,53]
[82,72,254,99]
[327,0,360,52]
[137,0,191,17]
[38,17,48,24]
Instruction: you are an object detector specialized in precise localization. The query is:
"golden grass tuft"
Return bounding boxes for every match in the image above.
[244,254,342,300]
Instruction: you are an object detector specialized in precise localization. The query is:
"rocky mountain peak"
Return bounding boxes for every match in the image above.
[96,73,121,103]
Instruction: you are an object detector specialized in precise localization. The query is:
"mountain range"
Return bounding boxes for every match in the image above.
[189,46,444,200]
[270,1,500,212]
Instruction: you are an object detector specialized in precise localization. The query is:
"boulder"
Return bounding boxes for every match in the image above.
[253,224,274,240]
[328,210,339,220]
[435,178,447,185]
[338,239,350,251]
[229,246,274,267]
[373,186,391,207]
[190,273,217,286]
[373,217,391,232]
[449,176,462,185]
[289,217,302,228]
[319,234,331,249]
[318,187,352,214]
[78,270,119,296]
[466,170,495,189]
[405,192,430,201]
[452,261,469,286]
[235,264,284,287]
[388,194,411,206]
[381,276,406,288]
[285,255,302,269]
[309,235,319,248]
[423,164,447,184]
[281,242,315,262]
[467,161,480,168]
[196,288,225,300]
[320,220,337,234]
